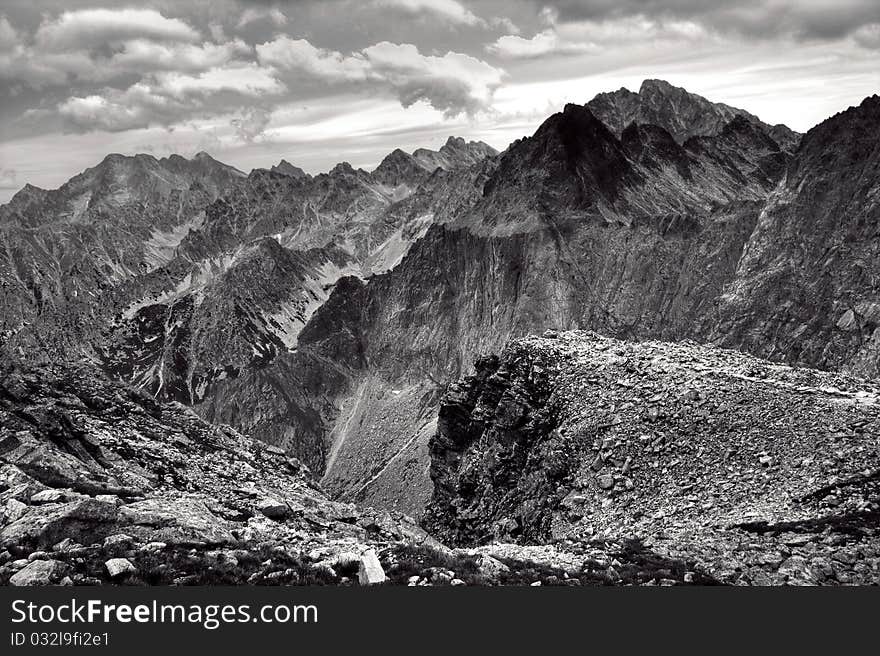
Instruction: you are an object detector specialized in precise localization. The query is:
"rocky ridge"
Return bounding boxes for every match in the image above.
[424,331,880,585]
[0,357,718,586]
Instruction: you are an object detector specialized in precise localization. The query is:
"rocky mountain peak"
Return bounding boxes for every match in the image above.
[412,137,498,172]
[270,159,309,180]
[588,78,800,152]
[371,148,429,187]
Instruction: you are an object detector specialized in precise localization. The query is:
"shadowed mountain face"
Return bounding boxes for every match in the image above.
[2,81,879,525]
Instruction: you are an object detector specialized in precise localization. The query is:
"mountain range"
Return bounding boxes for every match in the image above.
[2,79,880,585]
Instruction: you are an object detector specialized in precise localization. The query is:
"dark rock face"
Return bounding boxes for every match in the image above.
[711,96,880,376]
[424,332,880,585]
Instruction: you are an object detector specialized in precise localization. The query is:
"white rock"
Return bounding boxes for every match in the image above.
[104,558,137,579]
[357,549,387,586]
[5,498,28,522]
[10,559,67,586]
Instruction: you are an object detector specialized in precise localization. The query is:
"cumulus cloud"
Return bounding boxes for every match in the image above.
[488,29,594,58]
[256,36,371,81]
[258,36,504,116]
[5,5,507,138]
[110,39,252,73]
[34,9,199,51]
[58,64,285,132]
[362,42,504,115]
[373,0,485,27]
[236,7,288,30]
[156,63,284,97]
[488,13,711,59]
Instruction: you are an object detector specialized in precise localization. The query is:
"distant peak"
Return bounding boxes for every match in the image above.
[271,159,308,179]
[639,79,677,94]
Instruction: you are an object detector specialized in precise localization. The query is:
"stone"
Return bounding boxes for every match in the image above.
[103,533,134,548]
[475,554,510,579]
[9,559,69,586]
[357,549,387,586]
[95,494,124,506]
[118,498,234,545]
[52,538,80,552]
[1,498,119,549]
[597,474,614,490]
[105,558,137,579]
[257,499,290,520]
[5,498,28,523]
[30,489,77,504]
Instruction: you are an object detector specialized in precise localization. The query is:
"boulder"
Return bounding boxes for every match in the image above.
[104,558,137,579]
[9,559,69,586]
[118,497,234,545]
[31,489,84,504]
[4,498,28,523]
[1,498,119,549]
[357,549,387,585]
[257,499,290,520]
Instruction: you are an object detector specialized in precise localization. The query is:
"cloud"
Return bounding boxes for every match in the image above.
[110,39,252,73]
[488,14,711,59]
[373,0,485,27]
[488,30,594,58]
[0,10,251,87]
[0,16,18,51]
[536,1,880,44]
[362,42,504,115]
[258,36,504,116]
[58,63,285,132]
[256,36,371,81]
[154,63,284,97]
[34,9,200,51]
[853,23,880,48]
[236,7,288,30]
[231,106,273,141]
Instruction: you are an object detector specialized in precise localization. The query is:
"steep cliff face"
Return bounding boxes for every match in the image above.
[423,332,880,585]
[713,96,880,378]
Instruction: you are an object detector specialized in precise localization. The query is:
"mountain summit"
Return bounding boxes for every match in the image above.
[588,79,800,151]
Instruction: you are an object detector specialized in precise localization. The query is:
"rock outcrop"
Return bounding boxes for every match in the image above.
[424,332,880,585]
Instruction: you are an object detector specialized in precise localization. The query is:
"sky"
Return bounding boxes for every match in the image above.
[0,0,879,202]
